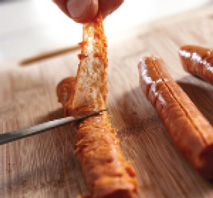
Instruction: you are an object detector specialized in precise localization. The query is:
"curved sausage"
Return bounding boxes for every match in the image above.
[138,56,213,179]
[179,45,213,84]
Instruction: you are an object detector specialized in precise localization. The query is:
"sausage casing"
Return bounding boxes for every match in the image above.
[138,56,213,179]
[179,45,213,84]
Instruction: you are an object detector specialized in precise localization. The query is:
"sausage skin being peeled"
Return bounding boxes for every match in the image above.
[138,56,213,179]
[56,13,138,198]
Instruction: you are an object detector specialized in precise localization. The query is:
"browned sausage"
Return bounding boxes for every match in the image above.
[74,113,138,198]
[138,56,213,179]
[56,13,138,197]
[179,45,213,84]
[57,78,138,198]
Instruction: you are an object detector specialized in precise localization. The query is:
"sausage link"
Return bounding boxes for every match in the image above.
[56,13,138,197]
[138,56,213,179]
[75,113,138,198]
[179,45,213,84]
[57,79,138,198]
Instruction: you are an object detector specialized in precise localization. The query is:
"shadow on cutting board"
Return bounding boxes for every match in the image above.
[0,107,88,198]
[178,75,213,125]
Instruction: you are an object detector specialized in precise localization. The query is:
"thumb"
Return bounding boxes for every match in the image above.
[54,0,98,23]
[67,0,98,23]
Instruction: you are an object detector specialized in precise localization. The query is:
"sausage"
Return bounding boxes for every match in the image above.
[57,79,138,198]
[57,13,138,198]
[179,45,213,84]
[74,112,138,198]
[138,56,213,179]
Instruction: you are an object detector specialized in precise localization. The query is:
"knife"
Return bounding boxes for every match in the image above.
[0,109,107,145]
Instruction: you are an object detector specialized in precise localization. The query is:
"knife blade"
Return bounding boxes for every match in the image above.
[0,109,107,145]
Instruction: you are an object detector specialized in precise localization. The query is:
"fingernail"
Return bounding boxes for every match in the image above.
[67,0,90,21]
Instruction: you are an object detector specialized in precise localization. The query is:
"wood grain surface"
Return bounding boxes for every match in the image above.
[0,5,213,198]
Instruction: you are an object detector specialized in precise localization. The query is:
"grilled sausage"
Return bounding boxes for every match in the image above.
[57,13,138,197]
[179,45,213,84]
[138,56,213,179]
[57,79,138,198]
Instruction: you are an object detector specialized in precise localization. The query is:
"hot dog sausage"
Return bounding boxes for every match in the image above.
[179,45,213,84]
[138,56,213,179]
[57,78,138,198]
[56,13,138,197]
[74,113,138,198]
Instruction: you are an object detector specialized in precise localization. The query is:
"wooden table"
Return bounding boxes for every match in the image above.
[0,5,213,198]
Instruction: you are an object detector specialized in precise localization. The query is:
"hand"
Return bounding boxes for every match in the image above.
[53,0,124,23]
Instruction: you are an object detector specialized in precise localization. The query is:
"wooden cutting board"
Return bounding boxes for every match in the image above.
[0,5,213,198]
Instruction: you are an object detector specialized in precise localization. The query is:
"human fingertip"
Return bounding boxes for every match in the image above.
[53,0,70,16]
[67,0,98,23]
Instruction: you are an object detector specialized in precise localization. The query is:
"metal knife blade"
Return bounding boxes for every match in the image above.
[0,109,107,145]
